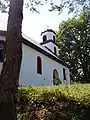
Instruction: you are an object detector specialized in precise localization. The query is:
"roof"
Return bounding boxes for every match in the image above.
[0,30,68,67]
[40,39,59,47]
[41,29,56,35]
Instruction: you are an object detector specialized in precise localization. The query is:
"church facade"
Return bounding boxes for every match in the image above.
[0,29,70,85]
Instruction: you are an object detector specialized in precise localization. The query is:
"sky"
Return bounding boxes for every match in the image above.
[0,1,72,43]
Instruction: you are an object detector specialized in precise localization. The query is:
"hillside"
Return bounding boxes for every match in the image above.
[17,84,90,120]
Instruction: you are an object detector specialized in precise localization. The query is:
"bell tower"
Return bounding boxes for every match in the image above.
[40,29,59,56]
[41,29,56,42]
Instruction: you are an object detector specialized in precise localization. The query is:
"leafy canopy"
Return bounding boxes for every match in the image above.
[50,0,90,15]
[56,9,90,83]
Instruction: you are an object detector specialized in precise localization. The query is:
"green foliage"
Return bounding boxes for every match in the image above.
[2,0,90,15]
[56,9,90,83]
[17,84,90,120]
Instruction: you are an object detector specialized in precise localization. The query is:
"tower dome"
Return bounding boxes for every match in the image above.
[41,29,56,42]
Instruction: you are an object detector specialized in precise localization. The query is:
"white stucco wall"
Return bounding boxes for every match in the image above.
[19,44,70,85]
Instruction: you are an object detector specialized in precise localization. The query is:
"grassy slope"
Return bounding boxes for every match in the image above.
[18,84,90,120]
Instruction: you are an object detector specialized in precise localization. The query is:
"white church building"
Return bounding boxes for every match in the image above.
[0,29,70,85]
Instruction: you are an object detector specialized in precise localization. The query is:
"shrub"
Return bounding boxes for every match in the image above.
[53,78,62,85]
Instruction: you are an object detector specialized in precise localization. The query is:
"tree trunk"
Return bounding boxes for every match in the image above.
[0,0,23,119]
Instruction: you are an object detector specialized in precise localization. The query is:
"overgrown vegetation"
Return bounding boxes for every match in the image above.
[17,84,90,120]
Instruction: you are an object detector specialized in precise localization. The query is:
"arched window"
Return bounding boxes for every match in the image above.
[53,36,55,41]
[53,69,59,80]
[53,69,59,85]
[43,35,47,42]
[37,56,42,74]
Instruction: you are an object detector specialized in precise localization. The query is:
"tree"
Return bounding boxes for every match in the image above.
[56,9,90,83]
[50,0,90,15]
[0,0,23,119]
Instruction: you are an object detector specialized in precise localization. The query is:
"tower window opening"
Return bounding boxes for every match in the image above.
[53,36,55,41]
[43,35,47,42]
[54,47,57,55]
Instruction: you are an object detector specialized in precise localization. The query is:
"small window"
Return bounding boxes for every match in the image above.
[54,47,57,55]
[37,56,42,74]
[53,36,55,41]
[63,68,66,80]
[43,35,47,42]
[0,41,4,62]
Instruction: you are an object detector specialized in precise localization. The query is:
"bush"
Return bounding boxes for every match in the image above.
[17,84,90,120]
[53,78,62,85]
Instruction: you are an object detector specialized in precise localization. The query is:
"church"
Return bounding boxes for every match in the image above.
[0,29,70,85]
